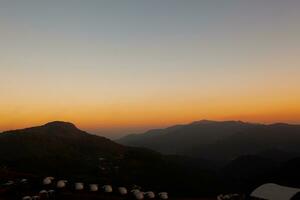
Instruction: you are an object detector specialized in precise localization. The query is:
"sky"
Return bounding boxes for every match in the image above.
[0,0,300,138]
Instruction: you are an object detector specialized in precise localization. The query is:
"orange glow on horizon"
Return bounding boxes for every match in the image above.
[1,92,300,137]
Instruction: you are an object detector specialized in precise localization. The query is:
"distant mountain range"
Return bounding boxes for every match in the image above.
[117,120,300,160]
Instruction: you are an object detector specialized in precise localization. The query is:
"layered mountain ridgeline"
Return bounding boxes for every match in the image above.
[0,122,220,196]
[117,120,300,161]
[2,121,300,197]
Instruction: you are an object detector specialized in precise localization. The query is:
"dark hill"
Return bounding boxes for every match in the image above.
[0,121,124,159]
[0,122,221,196]
[219,155,280,193]
[0,121,160,178]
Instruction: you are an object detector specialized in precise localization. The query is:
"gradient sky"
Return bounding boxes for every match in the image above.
[1,0,300,138]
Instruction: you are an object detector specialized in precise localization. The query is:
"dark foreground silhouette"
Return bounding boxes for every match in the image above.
[1,121,300,198]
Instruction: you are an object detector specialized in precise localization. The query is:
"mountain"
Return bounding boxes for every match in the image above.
[0,121,162,178]
[203,123,300,160]
[117,120,259,156]
[0,121,221,196]
[256,148,299,162]
[0,121,124,158]
[117,120,300,160]
[2,121,300,197]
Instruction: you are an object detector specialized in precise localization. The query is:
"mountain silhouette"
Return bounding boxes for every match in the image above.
[1,121,300,196]
[0,121,161,177]
[0,121,221,195]
[117,120,300,160]
[0,121,124,156]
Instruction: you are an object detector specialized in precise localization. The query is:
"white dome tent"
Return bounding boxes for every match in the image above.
[56,180,67,188]
[134,191,144,200]
[43,177,54,185]
[103,185,113,193]
[75,182,84,191]
[89,184,98,192]
[32,196,40,200]
[251,183,300,200]
[22,196,32,200]
[159,192,168,200]
[118,187,128,195]
[145,191,155,199]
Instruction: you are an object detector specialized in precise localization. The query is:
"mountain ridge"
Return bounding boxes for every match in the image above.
[117,120,300,160]
[1,121,300,196]
[0,121,134,176]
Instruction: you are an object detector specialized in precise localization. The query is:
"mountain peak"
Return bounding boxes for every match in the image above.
[190,119,247,125]
[44,121,77,129]
[39,121,83,137]
[191,119,218,124]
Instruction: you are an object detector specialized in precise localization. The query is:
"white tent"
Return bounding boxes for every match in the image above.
[251,183,300,200]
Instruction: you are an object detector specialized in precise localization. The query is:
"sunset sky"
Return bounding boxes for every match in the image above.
[1,0,300,138]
